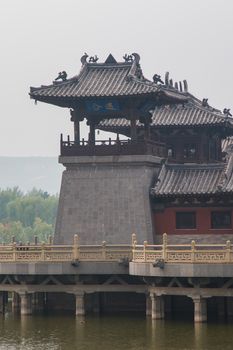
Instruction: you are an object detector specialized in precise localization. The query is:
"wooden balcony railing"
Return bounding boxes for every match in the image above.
[60,136,166,157]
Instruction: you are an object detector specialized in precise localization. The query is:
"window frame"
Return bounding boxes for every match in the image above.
[211,211,232,229]
[176,211,196,230]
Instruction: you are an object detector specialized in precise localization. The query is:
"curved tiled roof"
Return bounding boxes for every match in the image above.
[150,102,230,127]
[30,54,187,103]
[99,100,233,131]
[151,156,233,198]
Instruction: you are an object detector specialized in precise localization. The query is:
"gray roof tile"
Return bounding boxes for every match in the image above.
[99,100,233,130]
[30,56,187,102]
[151,160,233,198]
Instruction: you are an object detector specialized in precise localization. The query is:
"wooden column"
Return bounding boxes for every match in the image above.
[88,119,96,145]
[70,109,81,144]
[130,117,137,141]
[75,292,85,316]
[192,297,207,323]
[74,120,80,144]
[20,293,32,315]
[150,293,164,320]
[144,116,151,140]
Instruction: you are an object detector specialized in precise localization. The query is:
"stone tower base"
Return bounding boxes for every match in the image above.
[54,155,162,244]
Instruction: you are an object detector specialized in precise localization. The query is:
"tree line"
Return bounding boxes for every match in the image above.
[0,188,58,243]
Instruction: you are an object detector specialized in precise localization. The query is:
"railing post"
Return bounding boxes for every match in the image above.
[131,233,137,246]
[48,235,52,245]
[191,240,196,262]
[162,233,167,261]
[34,236,38,245]
[102,241,106,260]
[73,234,79,260]
[12,242,16,262]
[226,240,231,262]
[132,239,137,262]
[41,242,45,261]
[143,241,148,262]
[131,233,137,261]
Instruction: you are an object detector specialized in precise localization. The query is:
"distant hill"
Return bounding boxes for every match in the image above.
[0,157,63,194]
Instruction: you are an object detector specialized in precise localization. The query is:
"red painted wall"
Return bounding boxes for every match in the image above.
[154,207,233,235]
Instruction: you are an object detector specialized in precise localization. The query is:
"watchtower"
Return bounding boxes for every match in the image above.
[30,53,187,244]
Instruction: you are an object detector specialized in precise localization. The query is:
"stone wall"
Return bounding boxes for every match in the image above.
[55,155,162,244]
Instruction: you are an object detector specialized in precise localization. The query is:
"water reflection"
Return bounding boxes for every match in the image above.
[0,313,231,349]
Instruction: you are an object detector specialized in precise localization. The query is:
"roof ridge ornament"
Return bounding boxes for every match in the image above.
[54,71,67,82]
[132,53,140,64]
[153,74,164,85]
[80,52,88,65]
[164,72,188,92]
[223,108,232,117]
[89,55,99,63]
[105,54,117,64]
[123,54,133,62]
[202,98,209,107]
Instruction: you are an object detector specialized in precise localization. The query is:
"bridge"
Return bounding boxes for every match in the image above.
[0,233,232,322]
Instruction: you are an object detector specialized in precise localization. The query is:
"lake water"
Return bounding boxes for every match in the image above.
[0,313,232,350]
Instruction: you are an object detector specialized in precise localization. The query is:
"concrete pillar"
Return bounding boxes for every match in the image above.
[164,296,172,318]
[75,293,85,316]
[31,292,45,312]
[146,294,152,316]
[20,293,32,315]
[227,297,233,320]
[12,292,20,312]
[150,293,164,320]
[217,297,226,321]
[192,297,207,323]
[0,292,5,313]
[92,293,100,314]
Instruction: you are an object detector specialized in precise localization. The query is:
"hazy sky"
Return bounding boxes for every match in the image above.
[0,0,233,156]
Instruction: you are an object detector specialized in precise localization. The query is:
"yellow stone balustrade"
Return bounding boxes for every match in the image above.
[0,234,232,263]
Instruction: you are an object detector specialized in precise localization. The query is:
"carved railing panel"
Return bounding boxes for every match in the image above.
[132,235,233,264]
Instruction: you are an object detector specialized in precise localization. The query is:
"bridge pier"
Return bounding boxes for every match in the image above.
[12,292,20,312]
[217,297,226,321]
[0,292,5,314]
[92,293,100,314]
[227,297,233,320]
[75,292,85,316]
[20,293,32,315]
[192,297,207,323]
[146,294,152,316]
[151,294,164,320]
[31,292,45,312]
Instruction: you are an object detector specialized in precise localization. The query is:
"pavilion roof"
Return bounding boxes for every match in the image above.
[99,98,233,132]
[29,53,187,107]
[151,152,233,198]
